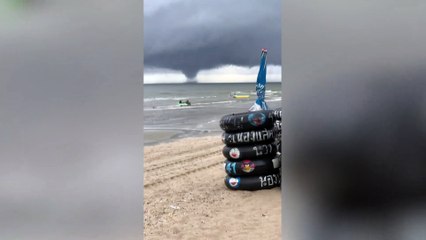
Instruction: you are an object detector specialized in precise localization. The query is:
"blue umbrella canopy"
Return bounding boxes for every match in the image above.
[249,48,269,111]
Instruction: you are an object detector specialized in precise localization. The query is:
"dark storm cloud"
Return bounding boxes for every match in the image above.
[144,0,281,79]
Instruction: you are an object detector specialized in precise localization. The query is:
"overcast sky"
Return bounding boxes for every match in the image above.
[144,0,282,83]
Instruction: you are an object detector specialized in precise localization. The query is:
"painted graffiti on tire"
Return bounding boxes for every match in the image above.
[248,112,266,127]
[228,177,241,188]
[252,144,274,156]
[259,174,281,187]
[229,148,240,159]
[240,160,255,173]
[222,129,274,145]
[225,161,237,175]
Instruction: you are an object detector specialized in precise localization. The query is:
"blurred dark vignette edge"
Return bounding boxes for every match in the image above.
[281,1,426,240]
[0,1,144,239]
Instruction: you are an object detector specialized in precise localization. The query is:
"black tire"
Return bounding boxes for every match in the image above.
[223,143,277,161]
[222,129,275,146]
[224,158,281,177]
[220,110,277,133]
[224,173,281,191]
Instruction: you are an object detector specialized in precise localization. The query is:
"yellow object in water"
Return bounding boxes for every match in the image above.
[233,95,250,99]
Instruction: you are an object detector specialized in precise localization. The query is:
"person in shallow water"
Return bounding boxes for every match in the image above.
[178,100,191,105]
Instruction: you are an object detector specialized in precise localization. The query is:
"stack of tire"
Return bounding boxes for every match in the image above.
[220,109,282,191]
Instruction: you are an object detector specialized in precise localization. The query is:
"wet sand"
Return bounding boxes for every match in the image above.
[144,135,281,240]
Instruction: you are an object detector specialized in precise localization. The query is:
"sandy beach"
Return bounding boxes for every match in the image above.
[144,135,281,240]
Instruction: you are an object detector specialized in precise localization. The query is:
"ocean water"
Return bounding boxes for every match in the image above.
[144,83,282,145]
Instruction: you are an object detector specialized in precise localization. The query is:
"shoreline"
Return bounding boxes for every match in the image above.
[144,135,281,240]
[144,128,222,146]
